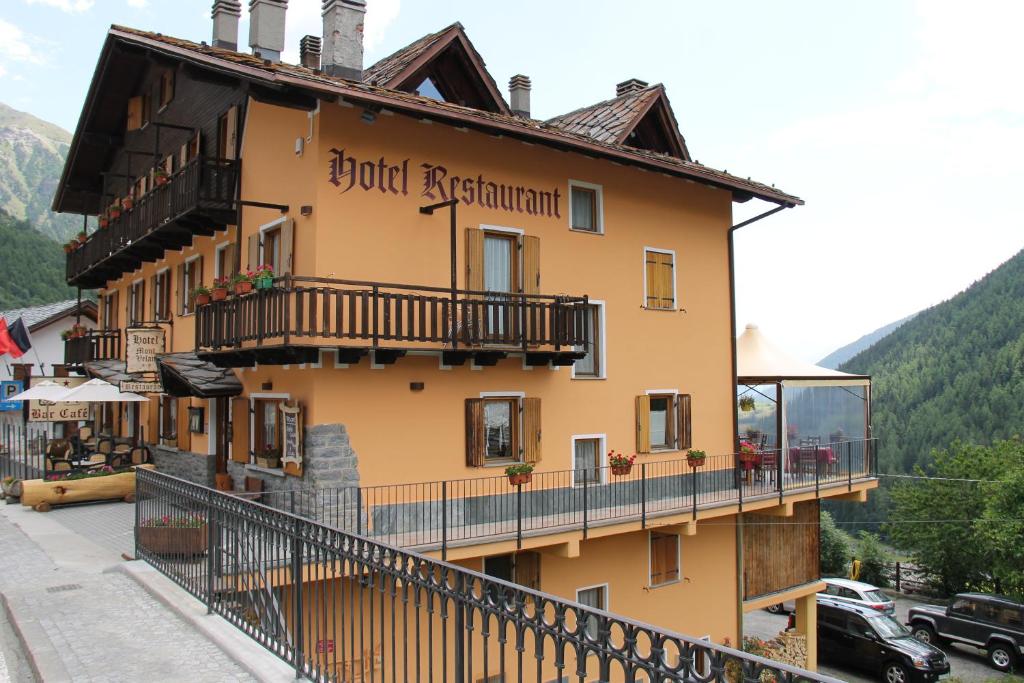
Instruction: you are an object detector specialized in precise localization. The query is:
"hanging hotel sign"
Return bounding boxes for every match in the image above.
[327,148,563,219]
[125,327,165,373]
[280,402,303,468]
[29,376,88,422]
[120,379,163,394]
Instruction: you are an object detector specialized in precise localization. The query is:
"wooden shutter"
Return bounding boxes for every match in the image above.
[280,219,294,275]
[522,397,541,464]
[677,394,692,451]
[109,291,119,329]
[176,263,185,314]
[650,534,666,585]
[196,256,204,293]
[465,398,485,467]
[247,233,260,271]
[515,551,541,591]
[221,242,236,279]
[651,534,679,585]
[179,142,189,168]
[231,397,250,463]
[465,228,484,292]
[645,251,674,309]
[149,275,157,321]
[145,399,159,446]
[223,106,238,160]
[177,399,192,452]
[521,235,540,296]
[126,96,143,131]
[635,395,651,453]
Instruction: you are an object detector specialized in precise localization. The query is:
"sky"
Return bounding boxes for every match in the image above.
[0,0,1022,362]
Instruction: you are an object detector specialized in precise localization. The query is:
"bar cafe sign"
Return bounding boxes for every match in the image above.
[126,328,165,373]
[328,147,564,219]
[29,376,89,422]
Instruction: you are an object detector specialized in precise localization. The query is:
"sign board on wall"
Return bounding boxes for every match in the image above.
[125,328,165,373]
[280,402,303,468]
[29,376,88,422]
[0,381,23,411]
[120,380,163,394]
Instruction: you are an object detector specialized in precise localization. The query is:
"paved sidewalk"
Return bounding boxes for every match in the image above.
[0,502,254,683]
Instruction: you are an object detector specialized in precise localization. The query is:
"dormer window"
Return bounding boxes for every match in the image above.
[414,77,444,102]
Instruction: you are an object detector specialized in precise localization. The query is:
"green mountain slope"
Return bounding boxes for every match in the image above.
[817,314,915,369]
[826,249,1024,530]
[0,102,78,241]
[0,209,74,309]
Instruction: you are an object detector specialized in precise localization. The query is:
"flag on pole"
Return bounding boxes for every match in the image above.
[0,319,14,357]
[0,318,32,359]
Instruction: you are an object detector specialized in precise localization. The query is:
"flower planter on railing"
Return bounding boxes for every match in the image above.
[138,522,208,557]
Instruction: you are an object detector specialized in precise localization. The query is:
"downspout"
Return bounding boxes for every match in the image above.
[728,202,790,645]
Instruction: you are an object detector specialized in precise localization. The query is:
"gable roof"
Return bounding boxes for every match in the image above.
[362,22,509,115]
[546,84,690,161]
[0,299,97,332]
[54,26,802,214]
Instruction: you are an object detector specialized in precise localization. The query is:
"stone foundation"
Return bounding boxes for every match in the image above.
[150,446,215,487]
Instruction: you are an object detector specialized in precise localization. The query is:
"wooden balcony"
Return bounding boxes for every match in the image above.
[66,157,239,289]
[64,329,121,369]
[195,276,590,368]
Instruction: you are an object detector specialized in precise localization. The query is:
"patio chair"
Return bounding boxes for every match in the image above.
[45,439,75,473]
[129,446,150,465]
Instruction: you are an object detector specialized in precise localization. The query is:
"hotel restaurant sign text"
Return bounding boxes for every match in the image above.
[29,376,88,422]
[328,148,563,219]
[126,328,165,374]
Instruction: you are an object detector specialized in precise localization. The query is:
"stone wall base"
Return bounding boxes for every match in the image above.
[150,446,215,487]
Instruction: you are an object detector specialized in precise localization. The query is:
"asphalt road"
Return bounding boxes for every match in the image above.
[745,595,1014,682]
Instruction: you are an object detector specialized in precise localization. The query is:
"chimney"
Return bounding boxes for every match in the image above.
[508,75,531,118]
[322,0,366,80]
[616,78,649,97]
[248,0,288,63]
[211,0,242,50]
[300,34,322,69]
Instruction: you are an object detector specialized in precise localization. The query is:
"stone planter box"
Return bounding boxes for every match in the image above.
[138,525,208,557]
[20,465,153,509]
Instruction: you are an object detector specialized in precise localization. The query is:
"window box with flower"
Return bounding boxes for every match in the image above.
[231,271,255,295]
[608,451,636,476]
[138,513,208,557]
[211,276,230,301]
[256,446,282,469]
[686,449,707,468]
[254,264,275,290]
[154,167,170,186]
[505,463,533,486]
[192,285,211,307]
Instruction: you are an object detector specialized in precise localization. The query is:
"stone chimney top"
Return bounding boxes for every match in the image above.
[321,0,366,80]
[616,78,649,97]
[509,75,531,118]
[300,34,322,69]
[211,0,242,51]
[248,0,288,63]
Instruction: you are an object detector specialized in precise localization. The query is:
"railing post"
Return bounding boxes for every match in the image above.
[282,275,291,346]
[441,480,448,561]
[896,561,902,593]
[582,472,588,540]
[516,482,522,550]
[737,453,743,512]
[778,447,784,505]
[453,572,466,683]
[640,463,647,529]
[691,464,697,521]
[814,445,820,497]
[848,442,853,491]
[372,285,379,350]
[292,516,304,679]
[206,487,215,614]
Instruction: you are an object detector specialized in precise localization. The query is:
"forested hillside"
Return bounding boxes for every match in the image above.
[0,210,74,309]
[817,315,914,369]
[826,249,1024,530]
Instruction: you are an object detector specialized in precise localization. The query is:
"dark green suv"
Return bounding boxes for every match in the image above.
[818,597,949,682]
[908,593,1023,672]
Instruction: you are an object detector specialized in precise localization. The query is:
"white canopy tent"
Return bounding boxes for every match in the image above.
[54,378,148,403]
[736,324,871,466]
[7,380,72,402]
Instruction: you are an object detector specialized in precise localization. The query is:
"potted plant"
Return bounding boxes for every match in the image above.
[63,242,74,254]
[1,476,20,499]
[505,463,533,486]
[211,276,230,301]
[608,451,636,476]
[137,513,207,557]
[739,396,755,412]
[109,205,122,220]
[254,264,275,289]
[77,230,88,243]
[256,446,282,469]
[192,285,212,307]
[686,449,707,468]
[122,196,134,211]
[231,271,254,295]
[154,167,170,186]
[738,441,759,464]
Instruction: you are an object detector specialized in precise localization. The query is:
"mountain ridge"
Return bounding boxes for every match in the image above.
[818,315,916,369]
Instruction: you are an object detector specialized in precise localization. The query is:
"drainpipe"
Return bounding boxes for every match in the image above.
[728,201,790,645]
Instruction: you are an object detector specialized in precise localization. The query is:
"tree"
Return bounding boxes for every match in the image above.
[977,460,1024,599]
[819,510,851,576]
[856,531,891,587]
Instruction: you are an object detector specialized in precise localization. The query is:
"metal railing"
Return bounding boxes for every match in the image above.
[66,157,239,285]
[0,422,51,482]
[64,329,121,366]
[247,439,876,556]
[195,275,590,354]
[136,468,838,682]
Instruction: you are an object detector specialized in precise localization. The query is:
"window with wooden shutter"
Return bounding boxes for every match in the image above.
[522,397,541,464]
[159,69,175,109]
[465,398,485,467]
[176,263,186,315]
[465,228,484,292]
[677,394,692,450]
[635,395,651,453]
[218,106,238,160]
[247,233,261,272]
[160,396,178,444]
[177,399,192,452]
[520,235,540,296]
[644,249,675,310]
[231,397,250,464]
[514,551,541,591]
[126,96,144,131]
[649,532,680,586]
[149,275,157,322]
[146,399,159,445]
[217,243,235,280]
[279,219,294,275]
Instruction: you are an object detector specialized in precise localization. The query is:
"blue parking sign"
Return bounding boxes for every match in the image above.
[0,381,23,411]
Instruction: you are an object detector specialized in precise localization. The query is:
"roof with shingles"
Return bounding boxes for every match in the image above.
[73,26,802,207]
[85,354,242,398]
[361,22,459,86]
[546,87,659,145]
[0,300,96,331]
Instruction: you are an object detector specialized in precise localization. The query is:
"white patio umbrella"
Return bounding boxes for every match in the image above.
[54,378,149,403]
[6,380,71,402]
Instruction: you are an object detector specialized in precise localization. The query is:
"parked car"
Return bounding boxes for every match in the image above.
[907,592,1023,672]
[818,597,950,683]
[765,577,893,615]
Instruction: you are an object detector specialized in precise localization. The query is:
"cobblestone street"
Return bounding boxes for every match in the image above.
[0,501,254,682]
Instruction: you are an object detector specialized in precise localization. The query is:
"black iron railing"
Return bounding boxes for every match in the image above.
[66,157,239,286]
[0,423,50,482]
[64,329,121,366]
[247,439,877,556]
[136,469,840,683]
[195,275,589,354]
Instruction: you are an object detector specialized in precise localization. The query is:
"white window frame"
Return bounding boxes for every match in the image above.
[642,247,677,310]
[248,392,290,476]
[647,530,682,589]
[570,433,606,487]
[181,253,202,317]
[154,267,170,321]
[571,299,607,380]
[158,395,177,448]
[575,582,610,638]
[645,389,681,452]
[214,241,231,280]
[478,391,526,466]
[129,277,145,325]
[568,179,604,235]
[259,216,288,271]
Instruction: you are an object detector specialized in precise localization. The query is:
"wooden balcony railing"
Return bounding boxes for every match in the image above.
[64,329,121,367]
[195,276,590,367]
[66,157,239,288]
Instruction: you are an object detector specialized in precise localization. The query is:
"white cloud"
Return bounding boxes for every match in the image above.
[0,65,7,79]
[0,19,43,66]
[364,0,400,51]
[24,0,94,14]
[126,0,148,7]
[268,0,401,65]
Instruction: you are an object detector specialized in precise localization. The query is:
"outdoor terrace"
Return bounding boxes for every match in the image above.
[66,157,238,288]
[195,275,590,367]
[64,329,121,370]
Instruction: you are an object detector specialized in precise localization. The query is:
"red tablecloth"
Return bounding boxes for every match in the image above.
[788,446,835,465]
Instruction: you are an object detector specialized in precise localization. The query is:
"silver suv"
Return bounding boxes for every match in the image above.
[765,578,894,615]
